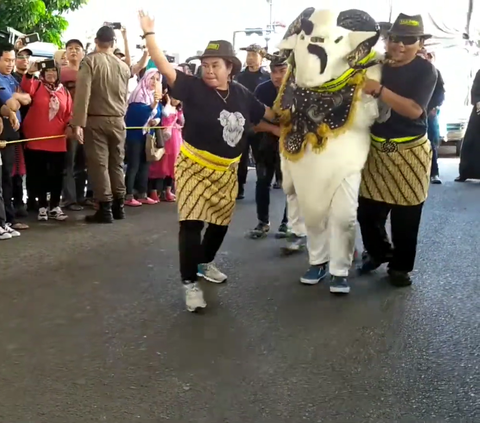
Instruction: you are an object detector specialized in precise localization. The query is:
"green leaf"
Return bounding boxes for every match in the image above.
[0,0,89,47]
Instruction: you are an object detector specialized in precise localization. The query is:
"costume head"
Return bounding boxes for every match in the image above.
[278,8,379,88]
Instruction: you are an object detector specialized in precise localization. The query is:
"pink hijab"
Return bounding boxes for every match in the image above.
[129,68,161,105]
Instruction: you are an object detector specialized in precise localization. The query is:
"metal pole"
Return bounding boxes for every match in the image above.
[266,0,273,50]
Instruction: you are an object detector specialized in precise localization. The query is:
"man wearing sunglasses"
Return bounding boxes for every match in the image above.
[358,14,438,287]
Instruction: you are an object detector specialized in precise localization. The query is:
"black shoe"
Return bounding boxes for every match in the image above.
[246,222,270,239]
[112,197,126,220]
[237,186,245,200]
[85,201,114,224]
[454,176,466,182]
[357,251,382,274]
[387,269,412,287]
[275,222,288,239]
[273,181,282,189]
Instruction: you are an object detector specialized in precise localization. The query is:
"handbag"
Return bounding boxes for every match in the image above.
[145,128,171,162]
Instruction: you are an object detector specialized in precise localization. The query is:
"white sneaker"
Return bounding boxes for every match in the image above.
[197,262,227,283]
[0,226,12,240]
[38,207,48,221]
[49,206,68,221]
[184,283,207,312]
[5,224,20,237]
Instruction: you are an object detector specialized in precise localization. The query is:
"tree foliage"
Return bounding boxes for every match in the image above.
[0,0,88,47]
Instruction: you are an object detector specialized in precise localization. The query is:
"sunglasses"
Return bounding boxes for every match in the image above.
[389,36,420,46]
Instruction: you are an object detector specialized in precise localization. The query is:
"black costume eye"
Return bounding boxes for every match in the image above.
[334,36,343,44]
[310,36,325,43]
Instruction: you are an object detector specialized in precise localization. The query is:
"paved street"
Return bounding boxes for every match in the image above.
[0,157,479,423]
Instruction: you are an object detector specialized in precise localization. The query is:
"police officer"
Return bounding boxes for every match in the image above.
[69,25,131,223]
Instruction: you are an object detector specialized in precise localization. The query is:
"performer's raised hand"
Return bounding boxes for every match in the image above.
[138,10,155,34]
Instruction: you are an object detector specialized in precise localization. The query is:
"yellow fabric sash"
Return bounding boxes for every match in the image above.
[180,142,241,172]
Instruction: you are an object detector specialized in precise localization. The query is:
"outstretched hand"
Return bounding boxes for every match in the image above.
[138,10,155,34]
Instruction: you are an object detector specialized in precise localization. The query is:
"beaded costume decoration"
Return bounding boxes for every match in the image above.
[274,51,376,161]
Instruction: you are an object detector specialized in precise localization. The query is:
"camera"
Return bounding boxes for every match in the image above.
[20,33,40,44]
[104,22,122,30]
[38,59,56,70]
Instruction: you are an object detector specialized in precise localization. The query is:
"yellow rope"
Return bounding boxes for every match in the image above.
[0,126,182,146]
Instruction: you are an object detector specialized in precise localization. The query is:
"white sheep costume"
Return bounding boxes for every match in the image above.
[274,9,382,281]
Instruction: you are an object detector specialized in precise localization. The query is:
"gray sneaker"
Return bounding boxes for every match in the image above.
[281,233,307,255]
[184,282,207,312]
[197,263,228,283]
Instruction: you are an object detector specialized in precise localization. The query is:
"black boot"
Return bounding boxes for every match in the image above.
[112,197,126,220]
[85,201,114,224]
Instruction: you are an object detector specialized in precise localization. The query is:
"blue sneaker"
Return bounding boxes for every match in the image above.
[329,276,350,294]
[300,264,328,285]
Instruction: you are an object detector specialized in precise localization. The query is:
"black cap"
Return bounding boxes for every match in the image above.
[113,48,125,57]
[65,39,84,49]
[96,26,116,43]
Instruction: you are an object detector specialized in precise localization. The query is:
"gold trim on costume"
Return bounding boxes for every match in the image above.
[273,52,377,162]
[180,142,241,172]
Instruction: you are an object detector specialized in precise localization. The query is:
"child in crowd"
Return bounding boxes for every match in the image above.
[148,91,183,202]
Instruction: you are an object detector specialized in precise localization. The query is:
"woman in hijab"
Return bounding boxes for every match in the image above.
[21,60,72,222]
[124,68,163,206]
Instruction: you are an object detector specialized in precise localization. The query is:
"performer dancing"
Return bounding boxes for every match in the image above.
[275,8,382,294]
[358,14,437,286]
[139,11,277,312]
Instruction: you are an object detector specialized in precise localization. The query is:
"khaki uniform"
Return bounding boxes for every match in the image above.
[71,52,131,202]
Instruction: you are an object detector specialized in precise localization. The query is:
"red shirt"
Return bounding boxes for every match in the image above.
[21,75,72,152]
[60,67,78,99]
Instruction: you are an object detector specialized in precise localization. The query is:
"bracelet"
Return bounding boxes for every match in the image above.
[374,85,384,99]
[141,32,155,39]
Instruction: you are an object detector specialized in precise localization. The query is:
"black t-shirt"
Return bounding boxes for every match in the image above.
[170,70,266,159]
[371,56,437,139]
[235,68,270,93]
[254,79,280,148]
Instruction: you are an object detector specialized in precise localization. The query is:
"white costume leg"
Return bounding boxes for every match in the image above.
[286,193,306,237]
[305,219,329,265]
[328,172,362,277]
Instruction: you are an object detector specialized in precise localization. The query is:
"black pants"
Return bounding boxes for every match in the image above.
[63,138,88,204]
[1,144,16,223]
[179,220,228,282]
[255,142,286,224]
[0,164,6,227]
[238,133,261,188]
[357,197,424,273]
[12,174,24,207]
[125,141,149,196]
[25,150,66,209]
[148,176,173,192]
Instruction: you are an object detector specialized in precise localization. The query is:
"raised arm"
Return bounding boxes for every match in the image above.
[131,50,149,76]
[138,10,177,87]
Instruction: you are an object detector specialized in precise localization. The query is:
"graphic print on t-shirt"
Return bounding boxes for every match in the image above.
[218,110,246,147]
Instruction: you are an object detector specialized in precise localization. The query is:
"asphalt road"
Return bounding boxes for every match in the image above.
[0,157,478,423]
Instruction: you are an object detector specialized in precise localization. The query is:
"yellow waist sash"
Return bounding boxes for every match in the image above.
[180,142,241,172]
[370,134,427,153]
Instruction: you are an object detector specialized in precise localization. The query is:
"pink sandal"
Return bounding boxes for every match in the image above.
[138,197,157,205]
[125,198,142,207]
